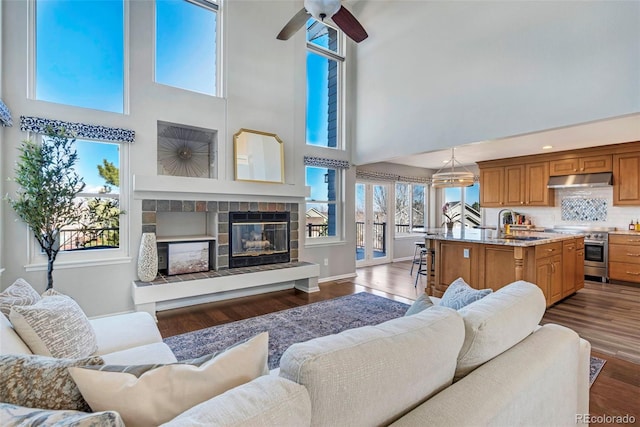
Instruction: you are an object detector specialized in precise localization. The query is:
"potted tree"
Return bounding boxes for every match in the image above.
[7,127,86,290]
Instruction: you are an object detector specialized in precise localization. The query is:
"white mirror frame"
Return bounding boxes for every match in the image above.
[233,128,284,183]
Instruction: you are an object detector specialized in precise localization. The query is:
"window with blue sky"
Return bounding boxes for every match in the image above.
[306,19,343,148]
[35,0,124,113]
[156,0,219,95]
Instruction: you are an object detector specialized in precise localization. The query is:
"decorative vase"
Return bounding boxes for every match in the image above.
[137,232,158,282]
[446,222,454,231]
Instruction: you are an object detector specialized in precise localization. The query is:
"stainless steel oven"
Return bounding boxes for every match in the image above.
[583,235,607,281]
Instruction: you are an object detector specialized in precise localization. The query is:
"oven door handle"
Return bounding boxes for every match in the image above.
[584,241,606,246]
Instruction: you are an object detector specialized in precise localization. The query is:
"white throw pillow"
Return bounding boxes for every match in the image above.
[0,278,41,317]
[9,295,98,359]
[69,332,269,427]
[440,277,492,310]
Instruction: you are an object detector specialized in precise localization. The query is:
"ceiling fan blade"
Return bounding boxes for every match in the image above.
[277,7,310,40]
[331,6,368,43]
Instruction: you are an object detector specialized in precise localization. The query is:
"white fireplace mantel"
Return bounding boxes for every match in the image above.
[133,175,308,202]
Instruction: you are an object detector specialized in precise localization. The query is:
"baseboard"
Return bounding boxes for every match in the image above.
[319,272,357,283]
[393,256,414,262]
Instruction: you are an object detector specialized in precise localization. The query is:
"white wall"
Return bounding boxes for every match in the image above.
[353,0,640,165]
[1,0,359,315]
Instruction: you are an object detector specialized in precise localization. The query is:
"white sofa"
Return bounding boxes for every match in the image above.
[1,311,177,365]
[1,281,590,426]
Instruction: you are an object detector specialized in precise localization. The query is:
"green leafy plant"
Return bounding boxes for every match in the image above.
[7,127,86,289]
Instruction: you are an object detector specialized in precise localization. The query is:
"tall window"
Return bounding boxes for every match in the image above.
[306,19,344,148]
[57,138,123,252]
[156,0,219,96]
[305,166,340,239]
[35,0,124,113]
[395,183,426,233]
[443,183,481,228]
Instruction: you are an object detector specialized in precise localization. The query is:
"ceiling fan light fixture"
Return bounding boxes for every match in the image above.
[431,148,476,188]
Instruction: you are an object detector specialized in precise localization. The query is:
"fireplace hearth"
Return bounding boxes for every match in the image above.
[229,211,290,268]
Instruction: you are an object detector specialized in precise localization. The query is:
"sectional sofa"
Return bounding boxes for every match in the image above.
[1,280,590,426]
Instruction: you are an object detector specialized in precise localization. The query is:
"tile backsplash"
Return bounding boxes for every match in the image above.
[560,197,607,222]
[484,187,637,230]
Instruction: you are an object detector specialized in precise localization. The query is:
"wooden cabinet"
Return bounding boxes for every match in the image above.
[562,239,576,298]
[609,234,640,283]
[479,162,553,207]
[434,241,478,297]
[575,238,585,291]
[534,242,563,305]
[525,162,553,206]
[480,167,505,207]
[613,152,640,206]
[549,155,612,176]
[504,165,526,206]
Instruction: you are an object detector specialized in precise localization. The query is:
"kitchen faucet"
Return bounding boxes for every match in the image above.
[497,209,516,236]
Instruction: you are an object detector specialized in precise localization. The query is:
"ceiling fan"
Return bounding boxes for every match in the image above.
[277,0,368,43]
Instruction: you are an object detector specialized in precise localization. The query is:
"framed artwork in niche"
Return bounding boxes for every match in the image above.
[157,121,218,178]
[167,241,209,275]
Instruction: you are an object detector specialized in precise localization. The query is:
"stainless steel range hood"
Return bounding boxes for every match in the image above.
[547,172,613,189]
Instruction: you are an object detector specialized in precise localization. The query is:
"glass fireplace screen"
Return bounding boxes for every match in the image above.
[231,221,288,257]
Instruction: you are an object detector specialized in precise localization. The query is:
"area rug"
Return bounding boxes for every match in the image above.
[164,292,608,385]
[164,292,410,369]
[590,356,606,387]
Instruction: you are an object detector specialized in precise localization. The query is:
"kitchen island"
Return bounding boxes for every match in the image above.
[424,229,584,307]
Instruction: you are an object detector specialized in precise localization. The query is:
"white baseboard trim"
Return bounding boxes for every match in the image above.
[319,272,357,283]
[393,256,414,262]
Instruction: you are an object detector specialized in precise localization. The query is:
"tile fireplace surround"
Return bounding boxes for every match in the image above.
[141,199,300,271]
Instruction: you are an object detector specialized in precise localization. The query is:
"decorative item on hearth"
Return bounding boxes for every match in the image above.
[431,148,476,188]
[137,232,158,282]
[442,202,460,230]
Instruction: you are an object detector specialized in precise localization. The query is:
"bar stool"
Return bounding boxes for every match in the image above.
[410,242,426,275]
[414,248,428,287]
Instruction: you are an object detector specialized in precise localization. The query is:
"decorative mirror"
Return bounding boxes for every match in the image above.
[233,128,284,183]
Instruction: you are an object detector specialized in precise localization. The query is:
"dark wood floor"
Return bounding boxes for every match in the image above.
[157,261,639,425]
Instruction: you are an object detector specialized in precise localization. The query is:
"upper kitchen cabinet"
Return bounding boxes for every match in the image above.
[525,162,553,206]
[613,152,640,205]
[549,154,612,176]
[480,167,505,207]
[479,161,553,207]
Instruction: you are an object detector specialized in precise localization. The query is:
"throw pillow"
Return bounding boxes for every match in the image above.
[0,354,104,412]
[0,402,124,427]
[69,332,269,427]
[404,293,434,316]
[439,277,492,310]
[41,288,65,297]
[0,278,41,317]
[9,295,98,359]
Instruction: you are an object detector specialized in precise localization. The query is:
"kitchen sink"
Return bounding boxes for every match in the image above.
[500,235,545,241]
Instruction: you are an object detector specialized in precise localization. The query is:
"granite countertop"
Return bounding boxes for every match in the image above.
[423,228,577,247]
[609,230,640,235]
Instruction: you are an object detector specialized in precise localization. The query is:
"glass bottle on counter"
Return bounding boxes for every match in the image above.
[630,220,636,231]
[636,220,640,232]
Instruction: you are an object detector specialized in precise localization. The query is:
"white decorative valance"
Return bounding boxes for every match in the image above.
[304,156,350,169]
[0,99,12,127]
[356,169,430,184]
[20,116,135,143]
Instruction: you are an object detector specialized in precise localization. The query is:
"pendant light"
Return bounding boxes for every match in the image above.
[431,148,476,188]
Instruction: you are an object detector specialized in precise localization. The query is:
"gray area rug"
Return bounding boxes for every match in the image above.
[164,291,608,384]
[164,292,410,369]
[590,356,606,387]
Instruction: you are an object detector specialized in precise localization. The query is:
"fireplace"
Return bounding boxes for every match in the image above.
[229,211,290,268]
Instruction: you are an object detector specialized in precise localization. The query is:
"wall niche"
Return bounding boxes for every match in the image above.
[157,121,218,179]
